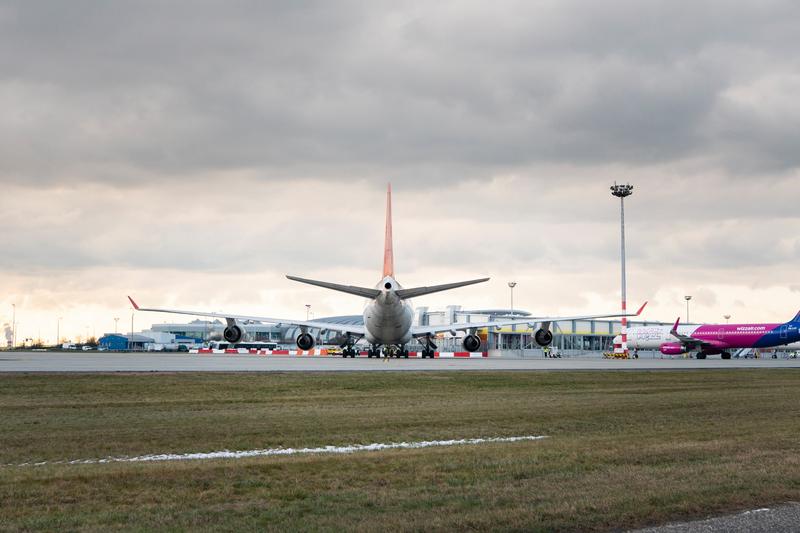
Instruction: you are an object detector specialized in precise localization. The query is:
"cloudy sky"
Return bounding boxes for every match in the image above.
[2,1,800,342]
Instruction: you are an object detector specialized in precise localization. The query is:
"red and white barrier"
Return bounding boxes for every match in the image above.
[190,348,489,358]
[193,348,331,356]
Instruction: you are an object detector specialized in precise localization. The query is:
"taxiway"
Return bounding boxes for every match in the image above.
[2,351,800,372]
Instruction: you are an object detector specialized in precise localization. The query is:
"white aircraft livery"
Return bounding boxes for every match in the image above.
[129,184,646,358]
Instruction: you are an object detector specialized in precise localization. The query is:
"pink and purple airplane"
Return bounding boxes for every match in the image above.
[616,313,800,359]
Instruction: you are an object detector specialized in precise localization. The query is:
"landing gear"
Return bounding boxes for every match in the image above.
[341,345,357,358]
[418,335,437,359]
[721,351,731,360]
[696,352,707,360]
[339,334,362,358]
[369,344,410,359]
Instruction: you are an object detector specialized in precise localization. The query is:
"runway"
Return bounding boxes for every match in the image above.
[2,351,800,372]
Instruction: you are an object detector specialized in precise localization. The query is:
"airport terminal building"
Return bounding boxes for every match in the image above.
[146,306,674,355]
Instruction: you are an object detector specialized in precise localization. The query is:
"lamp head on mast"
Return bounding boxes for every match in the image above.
[610,182,634,198]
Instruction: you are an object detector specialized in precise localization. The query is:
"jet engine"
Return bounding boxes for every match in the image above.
[534,328,553,347]
[296,332,315,351]
[659,342,687,355]
[223,324,246,344]
[462,334,481,352]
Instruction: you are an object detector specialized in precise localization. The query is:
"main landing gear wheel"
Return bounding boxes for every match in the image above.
[721,351,731,360]
[696,353,707,360]
[341,346,357,358]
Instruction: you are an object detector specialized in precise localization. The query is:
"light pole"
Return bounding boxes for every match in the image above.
[11,303,16,349]
[684,295,692,323]
[305,304,311,321]
[114,317,119,334]
[57,317,62,346]
[507,282,517,344]
[724,314,730,323]
[611,182,634,356]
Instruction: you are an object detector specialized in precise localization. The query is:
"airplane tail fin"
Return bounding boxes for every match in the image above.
[395,278,490,300]
[383,183,394,278]
[791,310,800,323]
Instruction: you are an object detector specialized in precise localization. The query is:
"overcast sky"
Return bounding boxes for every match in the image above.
[2,1,800,342]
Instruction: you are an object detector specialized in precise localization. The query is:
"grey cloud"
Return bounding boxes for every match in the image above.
[2,1,800,187]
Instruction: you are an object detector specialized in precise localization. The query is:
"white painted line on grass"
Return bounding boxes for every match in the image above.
[5,435,548,467]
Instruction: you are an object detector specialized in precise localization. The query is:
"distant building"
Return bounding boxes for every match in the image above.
[98,333,154,351]
[149,319,282,343]
[139,307,673,353]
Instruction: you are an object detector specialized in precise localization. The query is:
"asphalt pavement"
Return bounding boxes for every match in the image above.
[2,351,800,372]
[630,503,800,533]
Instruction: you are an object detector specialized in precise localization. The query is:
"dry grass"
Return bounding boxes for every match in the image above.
[1,370,800,531]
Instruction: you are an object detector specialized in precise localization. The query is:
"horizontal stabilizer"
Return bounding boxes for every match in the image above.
[286,275,381,299]
[395,278,490,300]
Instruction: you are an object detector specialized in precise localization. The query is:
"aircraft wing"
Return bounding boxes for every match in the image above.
[127,297,367,336]
[669,317,707,349]
[411,302,648,336]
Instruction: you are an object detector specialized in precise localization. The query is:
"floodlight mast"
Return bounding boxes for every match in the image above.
[611,183,634,357]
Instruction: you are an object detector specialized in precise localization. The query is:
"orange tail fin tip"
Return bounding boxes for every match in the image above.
[383,183,394,277]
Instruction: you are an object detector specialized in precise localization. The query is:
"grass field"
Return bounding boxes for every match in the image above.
[2,370,800,531]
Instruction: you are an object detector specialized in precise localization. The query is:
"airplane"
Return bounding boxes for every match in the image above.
[129,184,647,358]
[615,313,800,359]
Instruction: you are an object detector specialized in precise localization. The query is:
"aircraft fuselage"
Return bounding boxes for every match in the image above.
[622,322,800,352]
[363,276,414,345]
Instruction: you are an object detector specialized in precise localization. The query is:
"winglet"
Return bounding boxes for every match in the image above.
[635,301,648,316]
[383,183,394,278]
[127,296,140,310]
[671,316,680,333]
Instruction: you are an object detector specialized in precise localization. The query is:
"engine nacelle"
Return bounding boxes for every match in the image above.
[223,324,246,344]
[296,332,315,351]
[462,334,481,352]
[534,328,553,347]
[659,342,687,355]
